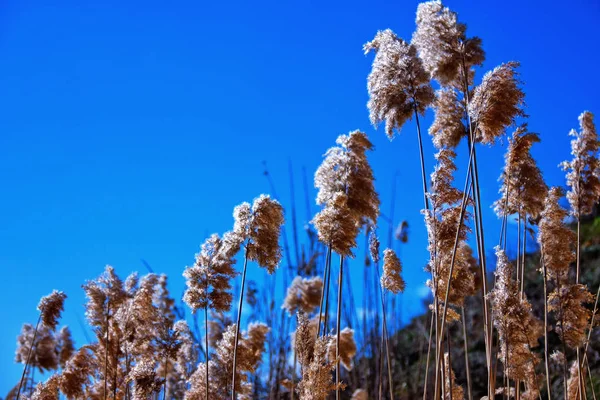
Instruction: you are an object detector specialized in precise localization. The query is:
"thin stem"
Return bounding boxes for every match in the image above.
[114,335,119,400]
[447,325,452,400]
[163,354,168,400]
[413,105,441,400]
[542,255,551,399]
[576,218,585,400]
[520,216,527,299]
[460,58,493,400]
[586,357,597,400]
[317,245,332,338]
[104,300,110,400]
[558,273,569,400]
[413,108,430,212]
[335,255,344,400]
[17,313,42,399]
[582,283,600,359]
[324,248,333,335]
[291,351,296,400]
[434,137,475,400]
[422,312,435,400]
[378,326,384,400]
[461,307,472,400]
[376,267,394,400]
[205,305,209,399]
[231,251,250,400]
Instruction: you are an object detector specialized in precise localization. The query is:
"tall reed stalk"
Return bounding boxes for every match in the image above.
[16,314,42,399]
[336,255,344,400]
[231,252,249,400]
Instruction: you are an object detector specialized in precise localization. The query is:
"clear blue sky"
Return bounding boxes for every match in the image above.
[1,0,599,392]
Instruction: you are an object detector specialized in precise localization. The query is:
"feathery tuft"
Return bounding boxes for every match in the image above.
[412,1,484,85]
[183,234,238,313]
[364,29,434,138]
[561,111,600,217]
[328,327,357,371]
[469,62,525,145]
[538,187,576,281]
[494,125,547,219]
[313,131,379,256]
[282,276,323,315]
[37,291,67,331]
[429,88,466,149]
[381,248,406,294]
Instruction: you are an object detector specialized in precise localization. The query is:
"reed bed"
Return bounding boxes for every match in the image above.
[6,1,600,399]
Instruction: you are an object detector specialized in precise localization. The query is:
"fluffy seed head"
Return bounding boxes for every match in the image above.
[549,283,594,349]
[38,290,67,331]
[412,1,484,85]
[313,131,379,256]
[282,276,323,315]
[183,234,238,313]
[364,29,434,138]
[561,111,600,218]
[368,229,381,264]
[328,327,357,371]
[429,88,466,149]
[30,374,61,400]
[469,62,525,145]
[127,357,164,400]
[381,249,406,294]
[59,345,95,398]
[538,187,576,281]
[494,126,547,219]
[57,326,75,369]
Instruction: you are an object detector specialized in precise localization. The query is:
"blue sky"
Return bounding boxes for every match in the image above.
[1,0,599,392]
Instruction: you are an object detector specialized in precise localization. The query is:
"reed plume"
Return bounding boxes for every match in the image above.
[57,327,74,369]
[283,276,324,315]
[538,187,575,281]
[429,87,466,149]
[561,111,600,219]
[364,29,434,139]
[15,324,59,373]
[468,62,526,145]
[38,291,67,331]
[59,345,96,399]
[328,327,357,371]
[314,130,379,235]
[494,125,547,219]
[30,374,61,400]
[232,195,285,273]
[126,357,164,400]
[412,0,484,86]
[549,284,594,350]
[381,248,406,294]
